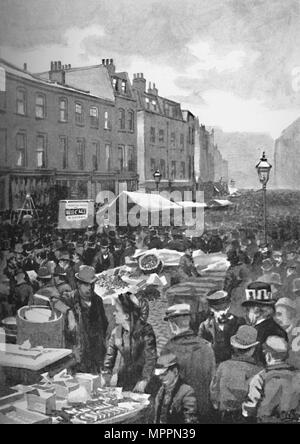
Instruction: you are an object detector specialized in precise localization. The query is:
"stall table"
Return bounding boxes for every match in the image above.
[0,344,74,385]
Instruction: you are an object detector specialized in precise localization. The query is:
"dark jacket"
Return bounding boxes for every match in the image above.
[243,363,300,422]
[94,252,115,274]
[154,377,198,424]
[65,290,108,374]
[162,330,215,418]
[14,282,33,310]
[210,355,262,412]
[198,314,246,364]
[254,317,288,365]
[103,321,157,390]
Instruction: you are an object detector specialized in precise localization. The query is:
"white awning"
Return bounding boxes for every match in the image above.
[177,201,207,208]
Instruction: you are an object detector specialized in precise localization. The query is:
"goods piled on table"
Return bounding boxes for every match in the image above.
[139,252,163,274]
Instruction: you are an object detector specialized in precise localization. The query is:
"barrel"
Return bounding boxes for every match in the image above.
[1,317,17,344]
[17,306,64,348]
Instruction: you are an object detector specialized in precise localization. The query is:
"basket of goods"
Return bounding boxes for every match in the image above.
[138,252,163,275]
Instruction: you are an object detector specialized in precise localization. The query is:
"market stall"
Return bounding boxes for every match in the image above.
[0,371,151,424]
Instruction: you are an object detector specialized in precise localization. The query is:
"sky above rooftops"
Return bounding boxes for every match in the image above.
[1,0,300,139]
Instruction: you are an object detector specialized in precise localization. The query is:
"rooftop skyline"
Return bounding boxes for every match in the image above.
[1,0,300,139]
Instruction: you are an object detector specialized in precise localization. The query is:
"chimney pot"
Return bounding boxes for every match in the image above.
[68,64,71,69]
[149,82,151,90]
[102,59,105,65]
[23,63,27,71]
[58,61,62,70]
[133,73,137,79]
[110,59,113,64]
[141,73,143,79]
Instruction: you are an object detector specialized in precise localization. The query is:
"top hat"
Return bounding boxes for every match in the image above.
[154,353,178,376]
[206,290,230,307]
[164,303,191,321]
[75,265,97,284]
[230,325,259,350]
[242,281,275,307]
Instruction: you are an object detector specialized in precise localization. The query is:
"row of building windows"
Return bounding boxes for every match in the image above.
[112,78,127,94]
[150,127,186,148]
[15,88,134,131]
[150,158,192,180]
[144,98,181,119]
[13,131,135,172]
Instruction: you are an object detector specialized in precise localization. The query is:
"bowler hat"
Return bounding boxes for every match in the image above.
[100,238,109,248]
[154,353,178,376]
[75,265,97,284]
[206,290,230,307]
[230,325,259,349]
[37,266,52,280]
[164,303,191,321]
[242,281,275,307]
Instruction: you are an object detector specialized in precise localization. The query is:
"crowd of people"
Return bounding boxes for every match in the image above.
[1,210,300,424]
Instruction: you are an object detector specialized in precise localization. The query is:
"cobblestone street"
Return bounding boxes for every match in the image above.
[148,269,227,354]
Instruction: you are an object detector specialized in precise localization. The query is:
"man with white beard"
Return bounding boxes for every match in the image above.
[242,282,288,366]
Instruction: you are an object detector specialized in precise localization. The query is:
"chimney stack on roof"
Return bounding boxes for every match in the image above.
[102,58,115,74]
[23,63,27,72]
[132,73,146,92]
[147,80,158,96]
[49,60,65,85]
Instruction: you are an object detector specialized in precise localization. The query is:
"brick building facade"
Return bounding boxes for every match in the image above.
[132,74,195,193]
[0,58,138,210]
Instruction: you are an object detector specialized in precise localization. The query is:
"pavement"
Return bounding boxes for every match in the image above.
[148,269,227,354]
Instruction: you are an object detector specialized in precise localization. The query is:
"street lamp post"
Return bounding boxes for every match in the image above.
[153,169,162,192]
[256,152,272,246]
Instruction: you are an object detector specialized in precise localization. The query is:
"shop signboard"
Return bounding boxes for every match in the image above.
[58,200,94,229]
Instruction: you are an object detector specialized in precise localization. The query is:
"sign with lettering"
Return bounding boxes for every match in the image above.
[65,202,88,221]
[58,200,94,229]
